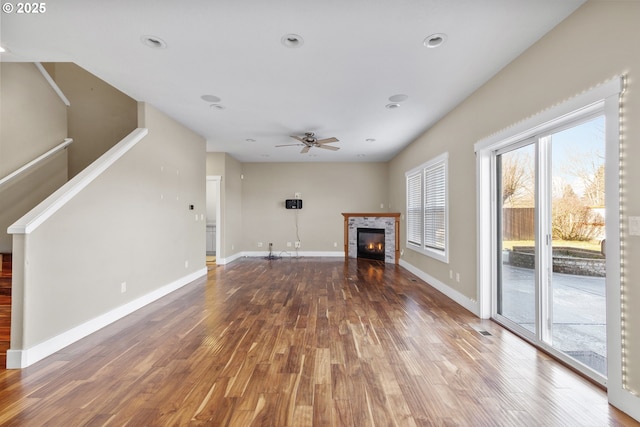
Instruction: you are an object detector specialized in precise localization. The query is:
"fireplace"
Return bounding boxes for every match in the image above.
[342,213,400,264]
[357,228,385,261]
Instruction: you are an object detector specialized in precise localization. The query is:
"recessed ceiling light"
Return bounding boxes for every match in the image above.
[385,103,401,110]
[210,104,225,110]
[201,95,221,103]
[423,33,447,49]
[245,138,256,143]
[141,35,167,49]
[366,138,376,142]
[388,94,408,103]
[281,34,304,48]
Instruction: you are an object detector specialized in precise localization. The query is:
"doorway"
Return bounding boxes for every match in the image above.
[206,176,221,264]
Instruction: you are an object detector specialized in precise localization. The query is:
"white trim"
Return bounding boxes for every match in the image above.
[0,138,73,189]
[8,128,148,235]
[34,62,70,106]
[219,251,345,264]
[475,77,622,153]
[235,251,345,260]
[6,268,207,369]
[399,259,479,315]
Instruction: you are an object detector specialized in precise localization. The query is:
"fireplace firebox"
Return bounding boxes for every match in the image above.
[357,228,385,261]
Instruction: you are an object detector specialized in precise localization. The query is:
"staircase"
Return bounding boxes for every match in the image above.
[0,253,11,363]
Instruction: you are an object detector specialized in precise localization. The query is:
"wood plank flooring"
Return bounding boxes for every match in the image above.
[0,258,637,426]
[0,253,11,367]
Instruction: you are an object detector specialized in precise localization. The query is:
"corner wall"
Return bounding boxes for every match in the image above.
[8,102,206,366]
[43,63,138,178]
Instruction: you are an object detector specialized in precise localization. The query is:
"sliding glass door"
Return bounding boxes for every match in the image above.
[495,115,607,377]
[497,142,537,336]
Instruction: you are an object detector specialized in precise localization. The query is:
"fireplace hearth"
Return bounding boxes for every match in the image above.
[357,228,385,261]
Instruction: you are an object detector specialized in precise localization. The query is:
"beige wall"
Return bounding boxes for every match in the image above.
[43,63,138,178]
[12,102,205,349]
[0,63,68,252]
[241,162,389,252]
[389,0,640,395]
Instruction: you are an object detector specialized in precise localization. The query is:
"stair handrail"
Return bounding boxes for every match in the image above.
[8,128,148,235]
[0,138,73,189]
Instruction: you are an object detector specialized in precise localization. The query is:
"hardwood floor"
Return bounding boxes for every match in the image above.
[0,258,636,426]
[0,253,11,366]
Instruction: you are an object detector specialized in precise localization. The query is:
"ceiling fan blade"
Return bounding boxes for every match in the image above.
[301,146,311,154]
[275,143,303,147]
[316,137,339,145]
[317,144,340,151]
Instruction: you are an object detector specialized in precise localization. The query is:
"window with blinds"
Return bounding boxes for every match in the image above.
[405,152,449,262]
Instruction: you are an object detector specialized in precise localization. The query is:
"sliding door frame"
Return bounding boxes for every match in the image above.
[475,78,623,391]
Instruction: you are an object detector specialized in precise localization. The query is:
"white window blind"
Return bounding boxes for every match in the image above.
[407,172,422,246]
[405,152,448,263]
[424,161,446,251]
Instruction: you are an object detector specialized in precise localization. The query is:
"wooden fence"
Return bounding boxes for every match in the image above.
[502,208,534,240]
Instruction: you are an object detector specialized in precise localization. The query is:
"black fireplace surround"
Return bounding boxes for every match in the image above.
[357,228,385,261]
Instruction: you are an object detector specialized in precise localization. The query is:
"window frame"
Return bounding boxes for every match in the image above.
[405,152,449,263]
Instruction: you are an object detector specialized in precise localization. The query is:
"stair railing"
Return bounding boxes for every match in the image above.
[0,138,73,189]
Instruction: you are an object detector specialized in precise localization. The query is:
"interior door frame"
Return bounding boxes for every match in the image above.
[206,175,221,264]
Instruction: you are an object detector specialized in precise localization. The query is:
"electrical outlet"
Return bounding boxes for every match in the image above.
[334,242,338,247]
[121,282,127,293]
[295,241,301,248]
[295,192,301,199]
[287,242,292,247]
[258,242,263,247]
[185,260,189,269]
[450,270,453,279]
[456,273,460,283]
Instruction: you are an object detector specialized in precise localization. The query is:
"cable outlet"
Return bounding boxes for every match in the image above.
[295,241,301,248]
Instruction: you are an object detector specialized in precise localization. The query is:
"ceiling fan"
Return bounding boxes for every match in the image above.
[276,132,339,154]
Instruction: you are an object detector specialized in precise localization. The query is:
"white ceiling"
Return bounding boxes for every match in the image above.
[1,0,585,162]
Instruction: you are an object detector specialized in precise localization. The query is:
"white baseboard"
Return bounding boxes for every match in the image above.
[243,250,344,258]
[6,268,207,369]
[218,251,243,265]
[399,259,479,316]
[220,251,345,263]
